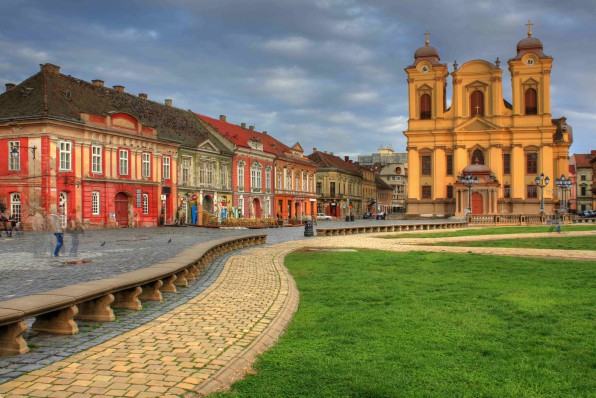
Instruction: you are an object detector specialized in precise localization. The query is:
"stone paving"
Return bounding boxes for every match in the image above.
[0,224,594,397]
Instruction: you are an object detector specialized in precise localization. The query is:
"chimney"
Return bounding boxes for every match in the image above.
[219,115,227,122]
[138,93,148,99]
[241,123,246,129]
[92,79,104,87]
[313,147,317,152]
[165,99,173,107]
[263,131,267,135]
[345,156,349,162]
[113,85,125,93]
[5,83,15,92]
[249,125,254,131]
[40,63,61,74]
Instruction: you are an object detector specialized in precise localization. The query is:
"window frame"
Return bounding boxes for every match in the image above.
[162,156,171,180]
[421,185,432,199]
[470,90,484,116]
[59,141,72,171]
[91,145,103,174]
[91,191,100,215]
[421,155,432,176]
[527,184,538,198]
[526,153,538,175]
[503,153,511,175]
[8,141,20,171]
[142,152,151,178]
[10,192,21,223]
[446,154,453,176]
[142,193,149,215]
[525,87,537,115]
[119,149,129,176]
[420,93,431,120]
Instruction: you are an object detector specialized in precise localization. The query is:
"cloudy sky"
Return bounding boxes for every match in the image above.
[1,0,594,158]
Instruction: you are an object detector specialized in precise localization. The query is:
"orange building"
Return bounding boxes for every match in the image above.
[0,64,187,228]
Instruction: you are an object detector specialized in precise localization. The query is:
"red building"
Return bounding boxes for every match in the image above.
[0,64,194,228]
[196,115,317,220]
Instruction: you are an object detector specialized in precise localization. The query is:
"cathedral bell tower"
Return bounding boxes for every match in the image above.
[508,20,553,119]
[404,29,449,122]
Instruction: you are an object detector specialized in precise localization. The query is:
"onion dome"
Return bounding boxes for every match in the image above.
[412,29,442,66]
[513,20,548,60]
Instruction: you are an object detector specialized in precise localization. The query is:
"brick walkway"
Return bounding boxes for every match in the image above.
[0,230,594,397]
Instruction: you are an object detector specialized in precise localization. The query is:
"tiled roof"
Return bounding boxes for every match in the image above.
[196,114,287,155]
[574,153,594,168]
[196,114,317,167]
[307,151,363,175]
[375,175,393,190]
[0,64,209,147]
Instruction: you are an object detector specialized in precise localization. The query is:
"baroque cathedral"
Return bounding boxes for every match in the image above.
[404,22,572,217]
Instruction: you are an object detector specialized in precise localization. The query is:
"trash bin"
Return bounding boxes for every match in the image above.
[345,216,350,222]
[350,215,355,222]
[304,220,314,237]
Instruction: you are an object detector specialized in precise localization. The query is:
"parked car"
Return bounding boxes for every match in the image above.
[316,213,333,220]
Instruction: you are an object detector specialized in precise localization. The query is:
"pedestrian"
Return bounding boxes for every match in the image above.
[49,207,64,257]
[7,213,18,237]
[0,208,8,237]
[68,216,84,257]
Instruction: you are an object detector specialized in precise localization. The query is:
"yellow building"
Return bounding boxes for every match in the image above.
[404,24,572,217]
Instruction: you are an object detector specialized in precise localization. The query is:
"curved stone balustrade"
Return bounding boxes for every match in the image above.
[316,221,468,237]
[0,235,266,356]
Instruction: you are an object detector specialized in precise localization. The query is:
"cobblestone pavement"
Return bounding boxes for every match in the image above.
[0,225,593,397]
[0,219,450,301]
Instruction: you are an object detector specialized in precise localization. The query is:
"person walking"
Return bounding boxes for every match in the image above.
[49,207,64,257]
[0,208,8,237]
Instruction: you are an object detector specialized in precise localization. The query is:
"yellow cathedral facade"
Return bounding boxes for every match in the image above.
[404,23,572,217]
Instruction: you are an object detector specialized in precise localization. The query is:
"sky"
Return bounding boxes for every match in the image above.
[0,0,594,159]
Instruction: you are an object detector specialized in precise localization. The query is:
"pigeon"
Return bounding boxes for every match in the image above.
[100,241,105,246]
[167,238,172,243]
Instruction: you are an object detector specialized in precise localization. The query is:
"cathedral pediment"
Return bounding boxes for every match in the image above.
[454,117,501,132]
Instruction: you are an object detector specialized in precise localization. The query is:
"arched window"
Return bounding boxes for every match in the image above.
[251,162,262,191]
[471,149,485,165]
[420,94,431,119]
[91,191,100,215]
[10,193,21,223]
[525,88,537,115]
[470,90,484,116]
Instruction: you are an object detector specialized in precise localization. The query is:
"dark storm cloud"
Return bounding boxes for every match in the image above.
[0,0,593,156]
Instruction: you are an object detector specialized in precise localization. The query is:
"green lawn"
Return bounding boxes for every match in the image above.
[435,235,596,251]
[211,250,596,398]
[383,224,596,239]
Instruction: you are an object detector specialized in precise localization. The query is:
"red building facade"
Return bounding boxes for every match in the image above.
[0,64,183,229]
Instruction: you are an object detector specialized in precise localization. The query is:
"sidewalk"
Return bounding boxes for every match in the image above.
[0,231,594,397]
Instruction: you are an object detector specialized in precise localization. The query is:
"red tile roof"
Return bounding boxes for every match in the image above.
[574,153,594,168]
[196,114,317,168]
[196,114,289,156]
[307,151,362,175]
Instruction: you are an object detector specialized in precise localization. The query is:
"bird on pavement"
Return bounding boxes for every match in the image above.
[168,238,172,243]
[100,241,105,246]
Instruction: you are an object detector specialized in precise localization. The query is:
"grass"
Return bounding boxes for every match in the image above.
[435,235,596,251]
[383,224,596,239]
[211,250,596,398]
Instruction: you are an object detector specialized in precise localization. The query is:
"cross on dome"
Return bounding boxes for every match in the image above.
[526,20,533,37]
[424,28,431,45]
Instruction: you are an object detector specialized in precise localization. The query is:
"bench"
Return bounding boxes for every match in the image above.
[0,235,266,356]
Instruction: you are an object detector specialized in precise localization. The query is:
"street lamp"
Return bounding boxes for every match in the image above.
[534,173,550,214]
[10,144,37,160]
[555,174,572,213]
[458,173,478,215]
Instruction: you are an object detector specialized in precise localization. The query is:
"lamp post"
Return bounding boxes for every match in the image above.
[10,144,37,160]
[458,173,478,215]
[534,173,550,214]
[555,174,572,213]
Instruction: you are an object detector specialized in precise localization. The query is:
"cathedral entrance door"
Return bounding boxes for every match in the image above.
[472,192,483,214]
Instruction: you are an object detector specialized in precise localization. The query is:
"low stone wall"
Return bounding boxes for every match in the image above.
[0,235,266,356]
[316,221,468,237]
